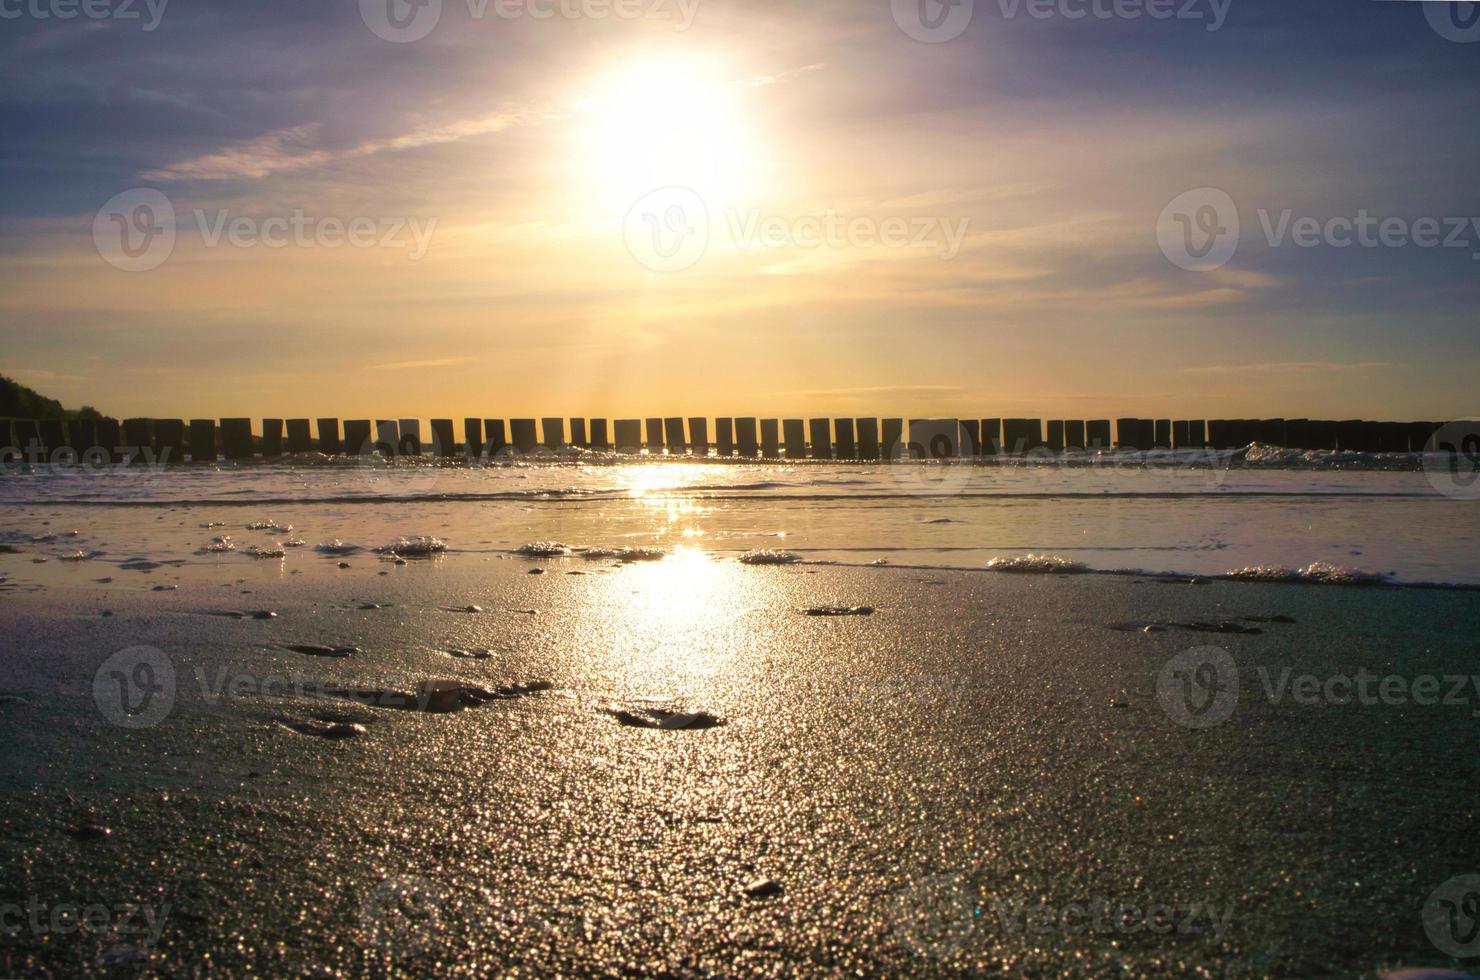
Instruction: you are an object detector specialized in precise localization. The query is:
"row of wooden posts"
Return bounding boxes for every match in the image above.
[0,415,1451,463]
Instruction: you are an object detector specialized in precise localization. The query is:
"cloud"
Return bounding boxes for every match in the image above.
[1178,361,1390,377]
[365,357,473,371]
[141,124,332,181]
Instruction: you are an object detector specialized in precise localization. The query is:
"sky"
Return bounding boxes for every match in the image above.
[1,0,1477,422]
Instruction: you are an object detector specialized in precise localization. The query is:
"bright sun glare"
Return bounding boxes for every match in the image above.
[578,53,757,210]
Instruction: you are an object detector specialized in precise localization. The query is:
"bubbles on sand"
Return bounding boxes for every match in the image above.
[1225,562,1387,586]
[739,549,802,565]
[984,554,1089,574]
[516,541,572,558]
[581,546,667,562]
[315,540,360,555]
[375,536,447,557]
[245,545,287,559]
[198,536,235,553]
[246,520,293,532]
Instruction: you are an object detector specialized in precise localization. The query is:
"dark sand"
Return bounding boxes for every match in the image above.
[1,558,1478,977]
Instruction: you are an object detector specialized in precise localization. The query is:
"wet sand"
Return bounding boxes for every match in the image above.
[1,551,1478,976]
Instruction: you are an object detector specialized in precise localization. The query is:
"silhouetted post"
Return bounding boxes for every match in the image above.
[431,418,456,457]
[783,419,806,458]
[646,418,664,454]
[1378,421,1406,453]
[1188,420,1207,449]
[1003,419,1041,454]
[261,419,284,456]
[909,419,959,458]
[318,418,342,455]
[1257,419,1286,447]
[398,418,422,455]
[761,419,781,458]
[882,418,904,458]
[14,420,40,461]
[570,418,588,449]
[590,418,611,451]
[1172,420,1190,449]
[374,420,399,456]
[342,420,372,456]
[1060,420,1084,451]
[1154,419,1171,449]
[189,419,216,463]
[1281,419,1307,450]
[1045,420,1065,453]
[156,418,185,462]
[1206,420,1227,449]
[14,420,40,457]
[614,419,642,453]
[510,419,538,455]
[39,419,64,456]
[0,419,12,456]
[485,419,509,456]
[736,417,759,457]
[286,418,312,453]
[857,418,880,460]
[463,419,482,458]
[542,418,565,451]
[835,418,858,459]
[96,417,121,461]
[123,418,154,460]
[715,418,735,457]
[809,418,832,459]
[1115,419,1137,450]
[66,418,94,459]
[222,419,254,460]
[1408,421,1439,452]
[664,417,686,454]
[689,417,709,456]
[980,418,1002,455]
[1085,420,1110,450]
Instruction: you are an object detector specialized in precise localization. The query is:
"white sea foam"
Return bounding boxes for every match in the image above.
[985,553,1090,574]
[517,542,572,558]
[1226,562,1388,586]
[199,536,235,553]
[246,520,293,532]
[377,536,448,557]
[245,545,286,559]
[740,549,803,565]
[582,547,667,562]
[314,540,359,555]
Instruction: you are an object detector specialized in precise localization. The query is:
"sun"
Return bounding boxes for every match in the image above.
[573,52,758,212]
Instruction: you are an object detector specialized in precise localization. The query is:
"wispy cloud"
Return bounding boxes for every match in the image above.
[365,357,473,371]
[143,111,540,183]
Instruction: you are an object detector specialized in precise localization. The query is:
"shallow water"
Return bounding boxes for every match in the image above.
[2,452,1478,586]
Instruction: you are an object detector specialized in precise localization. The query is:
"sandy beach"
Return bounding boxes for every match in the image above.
[2,529,1478,976]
